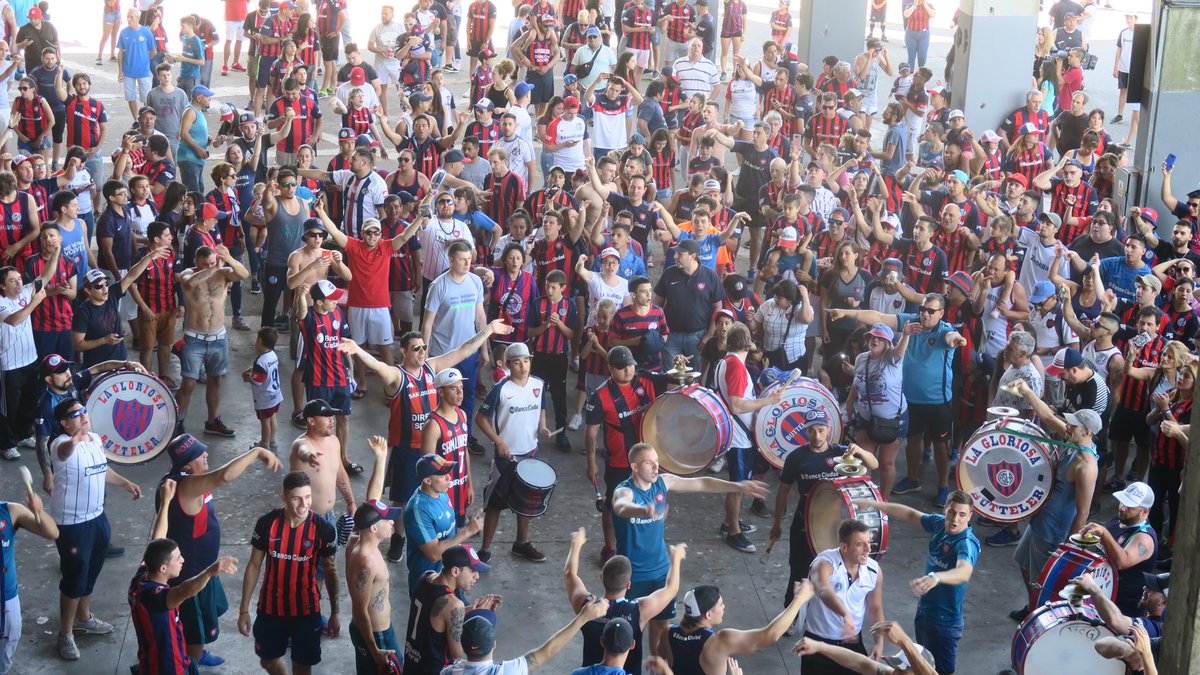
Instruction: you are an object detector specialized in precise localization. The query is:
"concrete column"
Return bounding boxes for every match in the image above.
[1166,386,1200,673]
[947,0,1040,132]
[795,0,868,69]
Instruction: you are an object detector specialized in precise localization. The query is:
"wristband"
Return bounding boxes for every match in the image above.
[926,572,939,586]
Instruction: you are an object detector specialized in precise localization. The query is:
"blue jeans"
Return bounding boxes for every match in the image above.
[914,613,962,675]
[905,29,930,69]
[457,352,479,434]
[179,162,204,194]
[85,154,104,191]
[664,329,705,369]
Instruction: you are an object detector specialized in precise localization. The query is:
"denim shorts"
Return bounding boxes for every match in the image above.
[181,334,229,380]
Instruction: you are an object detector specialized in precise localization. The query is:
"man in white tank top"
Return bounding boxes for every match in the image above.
[1063,307,1126,406]
[973,253,1030,358]
[801,519,885,668]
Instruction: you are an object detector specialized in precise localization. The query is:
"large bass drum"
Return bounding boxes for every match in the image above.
[1034,543,1117,608]
[1011,602,1124,675]
[85,369,179,465]
[641,384,732,475]
[956,416,1055,522]
[804,476,888,559]
[754,377,845,470]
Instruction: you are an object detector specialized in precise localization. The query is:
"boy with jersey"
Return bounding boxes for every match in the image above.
[403,453,485,593]
[244,327,284,453]
[0,461,60,672]
[404,545,497,674]
[238,471,341,673]
[475,343,552,563]
[527,269,578,449]
[129,221,178,387]
[295,279,358,474]
[423,368,475,527]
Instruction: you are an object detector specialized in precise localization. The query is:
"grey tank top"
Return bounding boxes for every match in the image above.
[265,198,309,267]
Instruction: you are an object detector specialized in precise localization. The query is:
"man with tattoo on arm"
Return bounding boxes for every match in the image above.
[404,544,499,674]
[1076,482,1158,616]
[290,398,357,594]
[345,436,402,673]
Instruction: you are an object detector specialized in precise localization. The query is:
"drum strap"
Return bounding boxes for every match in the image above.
[712,362,756,444]
[995,427,1099,460]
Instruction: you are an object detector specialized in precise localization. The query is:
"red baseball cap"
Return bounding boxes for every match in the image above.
[350,67,366,86]
[1005,173,1029,188]
[201,203,220,221]
[563,96,580,110]
[27,6,42,19]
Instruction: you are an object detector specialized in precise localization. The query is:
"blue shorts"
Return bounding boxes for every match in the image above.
[253,613,324,666]
[914,614,962,675]
[629,576,676,621]
[725,446,757,482]
[179,576,228,645]
[350,622,400,675]
[256,56,277,88]
[56,513,111,598]
[388,446,422,504]
[181,334,229,380]
[306,384,352,416]
[104,11,120,23]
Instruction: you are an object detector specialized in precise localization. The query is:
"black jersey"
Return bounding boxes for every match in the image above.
[403,572,454,675]
[581,597,644,674]
[668,624,714,675]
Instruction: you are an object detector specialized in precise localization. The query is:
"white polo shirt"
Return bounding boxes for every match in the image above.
[0,286,37,370]
[804,548,881,640]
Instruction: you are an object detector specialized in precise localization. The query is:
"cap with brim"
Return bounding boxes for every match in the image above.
[682,586,721,617]
[945,270,973,297]
[867,323,894,342]
[1005,173,1029,187]
[361,218,383,233]
[630,132,647,145]
[1135,274,1162,294]
[607,345,637,368]
[239,112,257,125]
[712,308,736,323]
[980,129,1003,143]
[948,109,965,120]
[201,202,221,221]
[474,99,495,111]
[354,498,403,531]
[1045,347,1083,377]
[355,134,377,148]
[564,74,579,86]
[703,179,721,191]
[948,170,969,184]
[350,67,366,86]
[881,257,903,272]
[338,127,356,140]
[192,85,215,98]
[1114,481,1154,509]
[166,434,208,471]
[408,92,432,105]
[585,26,601,37]
[27,7,41,19]
[443,149,466,163]
[504,342,532,361]
[804,409,830,427]
[1063,409,1103,435]
[461,615,496,658]
[1019,123,1045,136]
[600,246,621,261]
[1138,207,1158,226]
[514,82,535,98]
[671,238,701,255]
[778,227,798,248]
[85,269,111,286]
[435,368,464,388]
[563,95,581,109]
[1029,280,1056,304]
[602,618,635,654]
[10,155,30,167]
[1038,212,1063,229]
[303,398,343,418]
[442,545,492,573]
[40,353,72,376]
[416,453,456,480]
[724,274,751,300]
[219,102,237,121]
[1143,572,1170,595]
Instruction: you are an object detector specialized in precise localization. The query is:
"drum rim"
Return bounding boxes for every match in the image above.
[955,418,1055,523]
[803,477,888,559]
[1034,544,1117,605]
[85,368,179,465]
[1011,601,1122,675]
[753,378,846,471]
[641,386,731,476]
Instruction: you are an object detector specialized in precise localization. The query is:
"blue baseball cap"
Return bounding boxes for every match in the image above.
[804,409,830,428]
[1029,280,1056,304]
[192,85,215,98]
[514,82,535,98]
[867,323,895,343]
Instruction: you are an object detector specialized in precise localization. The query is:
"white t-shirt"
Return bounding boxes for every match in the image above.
[251,350,285,411]
[586,273,629,326]
[494,136,535,186]
[419,217,475,280]
[441,656,530,675]
[127,200,158,240]
[335,82,382,111]
[368,21,405,64]
[0,286,37,370]
[1117,27,1134,73]
[715,354,755,448]
[727,79,758,122]
[479,376,547,454]
[50,432,109,525]
[544,115,587,171]
[804,548,882,640]
[68,169,95,215]
[852,351,907,420]
[510,105,534,149]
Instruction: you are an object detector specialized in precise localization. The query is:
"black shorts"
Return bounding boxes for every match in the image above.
[257,56,277,88]
[870,8,887,21]
[603,465,632,509]
[733,196,764,228]
[466,40,493,58]
[253,613,323,665]
[525,69,554,105]
[721,29,743,39]
[907,402,953,442]
[51,110,66,144]
[320,35,340,62]
[1108,406,1150,446]
[56,513,111,598]
[1117,71,1130,90]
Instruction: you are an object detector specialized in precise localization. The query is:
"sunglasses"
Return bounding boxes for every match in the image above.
[823,105,836,110]
[829,219,846,225]
[280,182,297,188]
[17,87,30,92]
[918,306,941,315]
[437,199,453,205]
[90,281,109,289]
[399,157,413,163]
[65,408,87,420]
[409,344,428,352]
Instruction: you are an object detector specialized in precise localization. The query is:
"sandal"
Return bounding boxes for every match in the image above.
[351,388,368,400]
[345,462,364,475]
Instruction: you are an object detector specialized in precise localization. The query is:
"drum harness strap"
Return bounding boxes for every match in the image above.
[713,360,756,445]
[988,425,1099,463]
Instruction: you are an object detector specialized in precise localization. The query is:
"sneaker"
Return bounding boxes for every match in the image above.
[221,66,229,76]
[1110,114,1124,124]
[1,448,19,461]
[292,412,306,429]
[881,34,889,42]
[986,528,1022,547]
[105,545,126,558]
[204,418,237,437]
[1008,607,1030,623]
[269,440,279,453]
[750,498,770,517]
[725,532,756,553]
[386,534,406,563]
[921,448,933,464]
[198,651,225,667]
[95,59,103,66]
[644,69,658,79]
[110,55,118,62]
[444,63,460,73]
[512,541,546,562]
[568,413,583,431]
[936,488,949,508]
[74,615,114,634]
[250,279,262,295]
[232,316,251,331]
[58,633,80,660]
[468,436,485,456]
[556,432,571,451]
[719,521,757,536]
[231,63,247,72]
[17,437,34,449]
[276,321,290,334]
[477,548,492,563]
[709,456,726,474]
[892,478,922,495]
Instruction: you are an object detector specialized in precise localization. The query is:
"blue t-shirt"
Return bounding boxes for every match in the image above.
[895,314,956,405]
[571,666,628,675]
[97,206,134,271]
[1097,256,1150,305]
[117,26,156,79]
[179,34,205,80]
[595,246,647,281]
[916,514,980,625]
[29,65,70,112]
[881,125,907,177]
[612,476,669,582]
[0,503,16,603]
[403,489,456,593]
[665,231,722,270]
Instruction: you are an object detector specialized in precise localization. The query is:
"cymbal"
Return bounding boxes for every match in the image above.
[1069,533,1102,547]
[835,463,868,477]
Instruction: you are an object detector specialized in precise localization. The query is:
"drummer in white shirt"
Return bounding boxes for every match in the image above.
[801,519,886,672]
[474,342,553,564]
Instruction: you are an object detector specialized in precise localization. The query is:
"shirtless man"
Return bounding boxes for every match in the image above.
[405,544,500,675]
[345,436,400,674]
[175,245,251,436]
[290,398,357,543]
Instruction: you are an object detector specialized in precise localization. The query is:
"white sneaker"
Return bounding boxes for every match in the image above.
[73,615,114,635]
[1,448,19,461]
[58,633,80,660]
[709,456,726,474]
[568,414,584,431]
[16,437,34,449]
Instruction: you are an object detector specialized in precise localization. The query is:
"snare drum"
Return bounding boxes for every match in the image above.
[507,459,557,518]
[956,417,1054,522]
[805,476,888,559]
[987,406,1021,421]
[641,384,732,475]
[1011,602,1124,675]
[754,377,845,470]
[1035,543,1117,607]
[85,369,179,465]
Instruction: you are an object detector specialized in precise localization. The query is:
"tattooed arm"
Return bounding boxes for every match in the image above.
[336,463,357,515]
[434,594,468,661]
[323,554,342,638]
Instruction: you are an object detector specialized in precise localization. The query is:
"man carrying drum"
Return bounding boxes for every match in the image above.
[852,490,979,675]
[1078,482,1157,617]
[800,519,886,672]
[770,411,879,611]
[1003,376,1101,624]
[475,342,554,563]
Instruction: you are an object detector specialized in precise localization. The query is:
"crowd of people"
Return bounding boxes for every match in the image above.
[0,0,1184,673]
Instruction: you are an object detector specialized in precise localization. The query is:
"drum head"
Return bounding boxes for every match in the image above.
[86,370,179,465]
[643,393,723,474]
[754,379,844,470]
[1015,607,1123,675]
[514,459,557,489]
[1036,545,1117,605]
[957,419,1054,522]
[805,483,846,554]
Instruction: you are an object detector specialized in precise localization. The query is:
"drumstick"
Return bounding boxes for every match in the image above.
[592,476,604,513]
[18,466,33,500]
[782,370,802,388]
[546,426,564,437]
[760,535,780,564]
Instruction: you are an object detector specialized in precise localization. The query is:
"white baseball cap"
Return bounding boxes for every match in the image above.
[434,368,463,389]
[1114,481,1154,509]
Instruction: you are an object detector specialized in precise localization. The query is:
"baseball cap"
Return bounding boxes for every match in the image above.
[350,66,366,86]
[948,170,969,185]
[671,238,701,256]
[1138,207,1159,226]
[683,586,721,617]
[310,279,346,302]
[1038,212,1063,229]
[881,257,903,273]
[460,615,496,658]
[166,434,208,471]
[239,111,257,125]
[1045,347,1083,377]
[564,73,579,86]
[479,46,496,59]
[10,154,30,168]
[539,12,555,24]
[219,102,238,121]
[563,95,581,110]
[844,88,862,101]
[829,207,850,223]
[947,109,965,120]
[435,368,464,388]
[927,87,944,98]
[1005,173,1029,187]
[779,227,799,248]
[417,453,456,480]
[980,129,1003,143]
[1135,274,1163,294]
[303,398,342,418]
[192,85,215,98]
[602,618,635,655]
[514,82,536,98]
[898,63,912,73]
[201,202,221,221]
[27,6,41,20]
[137,106,157,118]
[1029,280,1057,304]
[867,323,895,342]
[607,345,637,368]
[443,148,466,163]
[804,409,830,427]
[1114,481,1154,509]
[712,308,736,323]
[361,219,383,233]
[504,342,532,361]
[1143,572,1170,595]
[84,269,111,286]
[408,91,432,106]
[585,26,601,38]
[945,270,973,297]
[442,545,492,573]
[599,246,621,261]
[630,132,647,146]
[396,191,418,204]
[1018,122,1044,136]
[355,133,377,148]
[354,498,403,531]
[703,179,722,192]
[723,274,751,300]
[1063,409,1104,436]
[474,98,495,111]
[40,354,72,376]
[338,127,356,141]
[881,213,902,230]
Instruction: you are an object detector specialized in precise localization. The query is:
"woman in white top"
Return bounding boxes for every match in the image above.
[844,322,909,500]
[752,279,812,372]
[575,247,630,326]
[724,55,760,128]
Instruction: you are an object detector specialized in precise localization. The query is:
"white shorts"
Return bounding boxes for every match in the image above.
[391,290,415,323]
[349,306,394,346]
[123,76,152,103]
[118,271,138,321]
[0,595,22,674]
[375,58,402,86]
[627,48,651,70]
[225,21,244,41]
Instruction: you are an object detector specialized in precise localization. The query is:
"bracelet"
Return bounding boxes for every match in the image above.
[926,572,939,586]
[239,610,250,615]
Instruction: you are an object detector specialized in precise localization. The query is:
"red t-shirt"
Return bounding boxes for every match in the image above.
[226,0,249,22]
[345,237,393,309]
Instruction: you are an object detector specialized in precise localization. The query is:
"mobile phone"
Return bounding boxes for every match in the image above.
[33,278,42,293]
[1131,332,1152,350]
[792,134,802,149]
[1165,153,1177,172]
[430,168,447,192]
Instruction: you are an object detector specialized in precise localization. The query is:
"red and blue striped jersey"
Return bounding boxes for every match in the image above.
[483,171,525,231]
[530,296,577,354]
[584,373,668,468]
[1152,396,1192,471]
[770,8,792,43]
[205,189,242,245]
[1004,143,1052,188]
[613,304,669,369]
[259,15,294,60]
[530,235,586,290]
[981,149,1004,181]
[13,96,50,142]
[807,113,847,149]
[428,408,471,516]
[316,0,345,36]
[23,254,75,332]
[243,10,268,58]
[470,66,493,108]
[142,160,177,209]
[301,307,351,388]
[904,0,931,31]
[651,148,674,191]
[28,179,53,224]
[467,0,497,45]
[764,86,798,137]
[64,96,107,151]
[931,225,975,275]
[385,220,422,292]
[664,1,696,42]
[133,247,178,315]
[464,120,502,159]
[526,36,555,67]
[387,362,438,449]
[582,325,615,375]
[1050,181,1099,240]
[488,269,539,342]
[622,7,655,51]
[250,509,336,617]
[269,57,304,97]
[296,27,319,69]
[128,567,193,675]
[341,106,376,137]
[195,18,219,60]
[898,240,948,295]
[181,227,223,270]
[1120,336,1165,412]
[0,193,32,257]
[721,0,746,34]
[524,188,577,223]
[398,136,442,179]
[267,96,322,154]
[562,0,586,24]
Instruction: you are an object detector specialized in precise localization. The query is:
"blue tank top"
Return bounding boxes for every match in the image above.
[668,624,713,674]
[581,598,643,674]
[0,503,17,604]
[1030,449,1084,543]
[176,103,209,166]
[612,476,670,582]
[58,217,90,286]
[161,478,222,580]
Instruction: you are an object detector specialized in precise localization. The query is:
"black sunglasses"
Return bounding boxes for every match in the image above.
[91,281,109,289]
[305,231,326,239]
[919,306,941,315]
[65,408,87,420]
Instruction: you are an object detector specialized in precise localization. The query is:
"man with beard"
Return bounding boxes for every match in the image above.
[1077,482,1157,616]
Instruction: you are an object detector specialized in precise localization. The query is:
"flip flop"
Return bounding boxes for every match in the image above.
[351,389,368,400]
[345,462,364,475]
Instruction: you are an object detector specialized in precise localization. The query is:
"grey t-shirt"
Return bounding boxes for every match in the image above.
[459,158,491,191]
[145,86,190,140]
[425,271,484,356]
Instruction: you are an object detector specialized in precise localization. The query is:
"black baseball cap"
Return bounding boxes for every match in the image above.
[303,399,342,418]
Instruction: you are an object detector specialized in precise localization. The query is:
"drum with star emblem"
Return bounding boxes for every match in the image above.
[754,377,845,470]
[956,416,1055,523]
[85,369,179,465]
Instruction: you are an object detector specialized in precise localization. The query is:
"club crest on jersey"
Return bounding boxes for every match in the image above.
[697,282,706,290]
[655,493,665,503]
[636,387,645,396]
[922,258,931,267]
